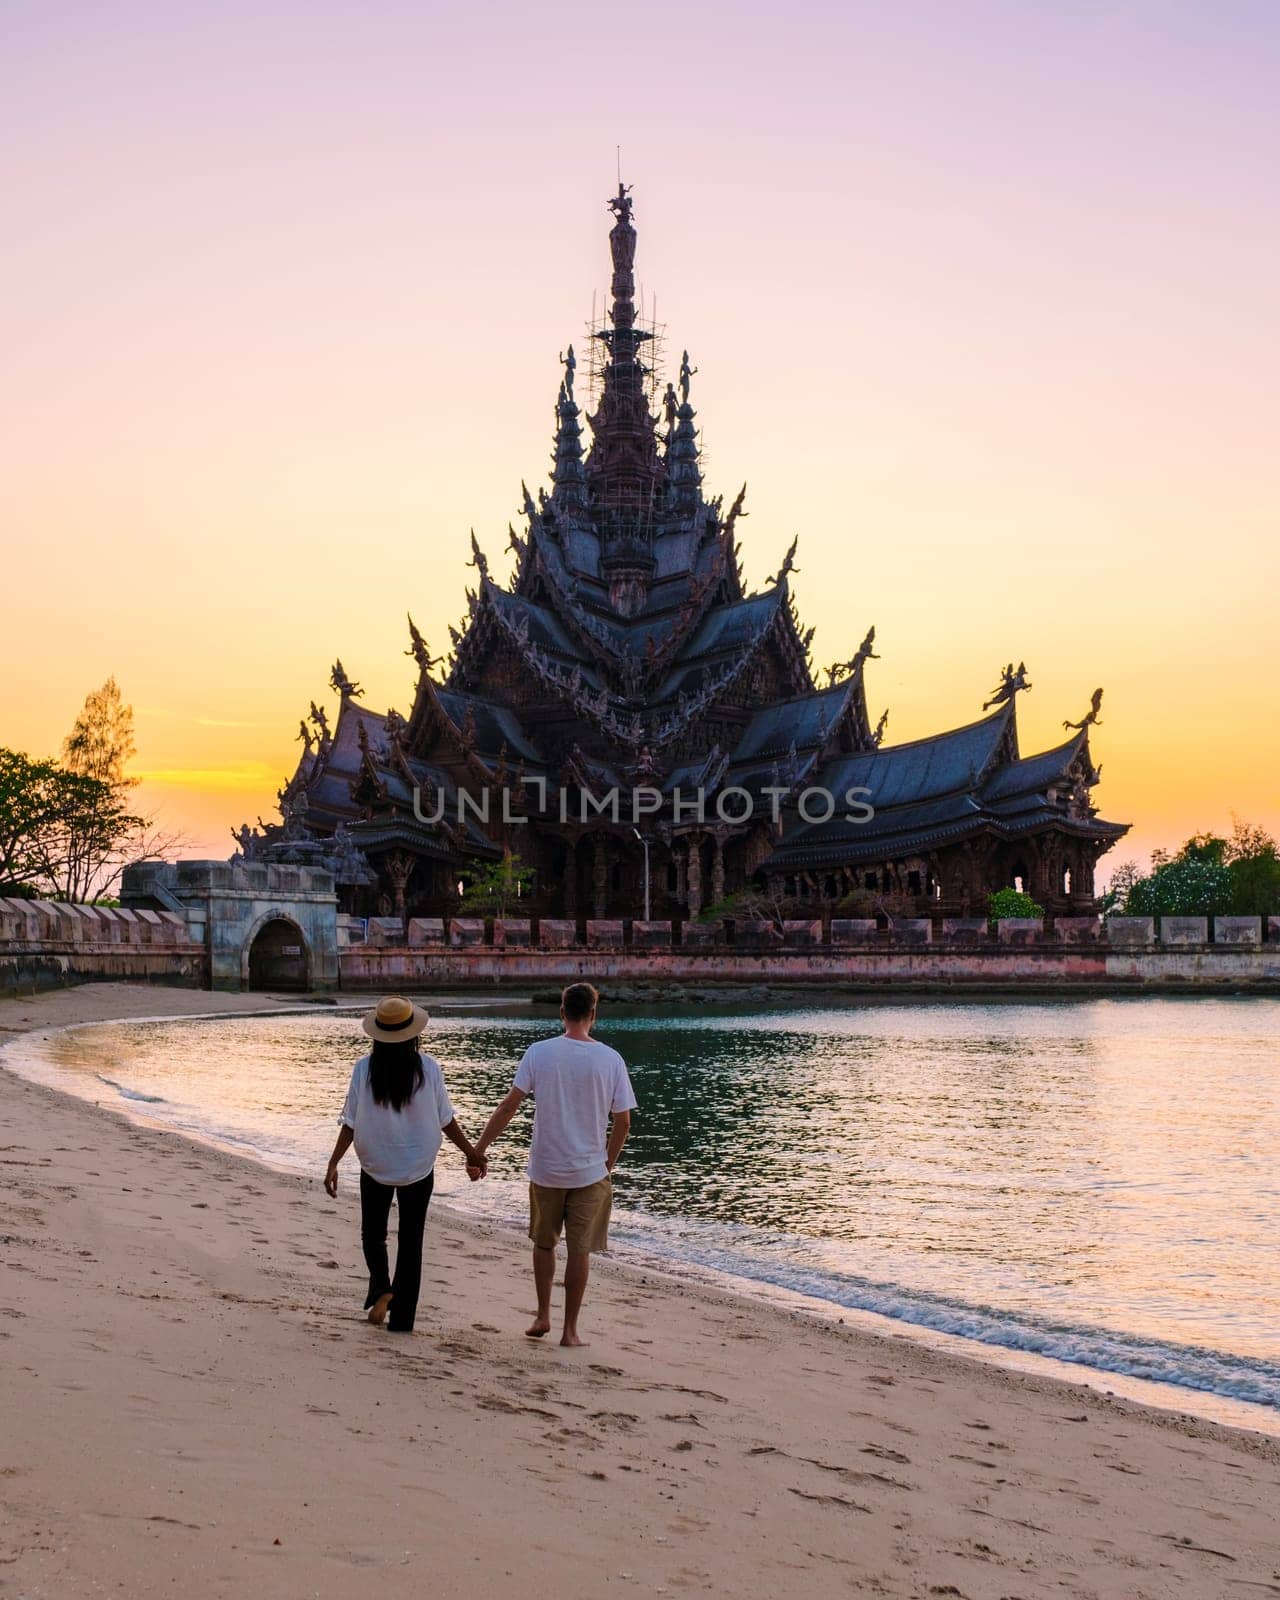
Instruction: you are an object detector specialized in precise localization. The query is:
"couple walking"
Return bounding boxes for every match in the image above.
[323,982,636,1346]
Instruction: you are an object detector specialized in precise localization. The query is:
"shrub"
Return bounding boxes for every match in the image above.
[987,887,1044,922]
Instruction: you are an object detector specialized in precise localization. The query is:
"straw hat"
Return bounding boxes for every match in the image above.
[362,995,430,1043]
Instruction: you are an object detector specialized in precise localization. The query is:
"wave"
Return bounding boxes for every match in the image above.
[94,1074,165,1105]
[614,1224,1280,1412]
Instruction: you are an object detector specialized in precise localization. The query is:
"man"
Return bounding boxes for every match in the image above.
[473,982,636,1347]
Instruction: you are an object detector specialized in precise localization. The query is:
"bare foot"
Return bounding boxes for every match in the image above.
[560,1331,587,1348]
[525,1317,552,1339]
[367,1292,393,1326]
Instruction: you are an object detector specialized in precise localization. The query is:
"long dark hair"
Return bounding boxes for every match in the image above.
[368,1039,425,1112]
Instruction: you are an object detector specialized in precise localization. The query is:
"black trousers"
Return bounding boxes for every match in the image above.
[359,1167,434,1332]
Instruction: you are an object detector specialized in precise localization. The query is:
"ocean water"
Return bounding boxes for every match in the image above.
[10,996,1279,1425]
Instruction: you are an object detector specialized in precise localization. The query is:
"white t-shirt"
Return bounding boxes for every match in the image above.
[513,1034,637,1188]
[339,1053,455,1186]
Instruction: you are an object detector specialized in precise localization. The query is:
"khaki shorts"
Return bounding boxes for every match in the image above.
[528,1176,613,1255]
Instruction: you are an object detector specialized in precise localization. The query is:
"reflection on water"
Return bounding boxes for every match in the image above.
[23,996,1280,1407]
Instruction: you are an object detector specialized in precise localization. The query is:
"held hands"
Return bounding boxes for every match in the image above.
[465,1147,489,1183]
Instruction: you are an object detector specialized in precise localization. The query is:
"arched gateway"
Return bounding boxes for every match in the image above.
[245,915,310,991]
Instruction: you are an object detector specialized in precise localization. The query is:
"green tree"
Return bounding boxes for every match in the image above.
[0,748,128,899]
[1113,821,1279,920]
[1224,819,1280,916]
[987,886,1044,921]
[1098,859,1142,915]
[55,678,144,901]
[1123,853,1233,919]
[458,850,535,917]
[63,676,137,787]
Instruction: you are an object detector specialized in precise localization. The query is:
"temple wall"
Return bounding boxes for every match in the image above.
[0,898,204,996]
[7,892,1279,995]
[337,914,1280,992]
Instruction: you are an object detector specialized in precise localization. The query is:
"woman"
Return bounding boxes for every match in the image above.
[324,995,483,1333]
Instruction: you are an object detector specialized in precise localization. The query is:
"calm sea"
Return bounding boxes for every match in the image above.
[10,997,1279,1426]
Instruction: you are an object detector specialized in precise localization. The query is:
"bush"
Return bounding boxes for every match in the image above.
[1124,858,1233,919]
[1112,821,1279,920]
[987,887,1044,922]
[457,850,534,917]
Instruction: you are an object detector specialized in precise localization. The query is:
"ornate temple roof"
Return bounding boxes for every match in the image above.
[252,187,1127,887]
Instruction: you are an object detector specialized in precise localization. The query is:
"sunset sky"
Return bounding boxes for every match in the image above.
[4,1,1277,875]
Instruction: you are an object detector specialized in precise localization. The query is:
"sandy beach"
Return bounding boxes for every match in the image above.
[2,985,1278,1599]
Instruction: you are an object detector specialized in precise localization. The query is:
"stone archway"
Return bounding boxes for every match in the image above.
[244,914,311,992]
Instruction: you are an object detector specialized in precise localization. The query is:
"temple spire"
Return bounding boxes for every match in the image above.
[586,185,662,525]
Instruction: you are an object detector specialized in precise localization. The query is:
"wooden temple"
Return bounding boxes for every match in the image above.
[240,187,1128,922]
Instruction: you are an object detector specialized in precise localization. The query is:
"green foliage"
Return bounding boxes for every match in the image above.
[1097,859,1141,916]
[458,850,535,917]
[1224,819,1280,916]
[987,886,1044,922]
[0,746,136,900]
[1124,858,1233,918]
[1179,832,1228,867]
[0,680,152,902]
[0,748,70,890]
[1111,820,1280,920]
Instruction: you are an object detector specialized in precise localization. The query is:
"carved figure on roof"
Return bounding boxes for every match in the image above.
[679,350,697,404]
[468,529,489,582]
[405,615,443,674]
[296,719,314,753]
[330,659,362,699]
[1064,688,1104,731]
[308,700,330,741]
[384,707,408,756]
[231,822,261,859]
[767,536,799,585]
[873,708,890,746]
[983,661,1032,710]
[560,344,576,401]
[607,183,633,223]
[663,382,678,431]
[831,626,878,685]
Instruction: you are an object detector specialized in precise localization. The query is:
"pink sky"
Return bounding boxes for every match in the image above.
[3,1,1278,874]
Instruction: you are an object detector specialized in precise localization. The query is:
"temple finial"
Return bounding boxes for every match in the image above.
[666,349,702,513]
[550,352,587,510]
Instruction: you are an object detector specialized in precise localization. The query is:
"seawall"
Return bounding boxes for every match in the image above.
[7,894,1280,995]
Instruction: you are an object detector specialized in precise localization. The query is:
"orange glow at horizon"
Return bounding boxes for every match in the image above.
[3,3,1277,881]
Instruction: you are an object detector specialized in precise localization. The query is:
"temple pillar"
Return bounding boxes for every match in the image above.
[686,837,703,920]
[1074,842,1097,904]
[711,834,725,906]
[564,838,578,918]
[592,834,607,918]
